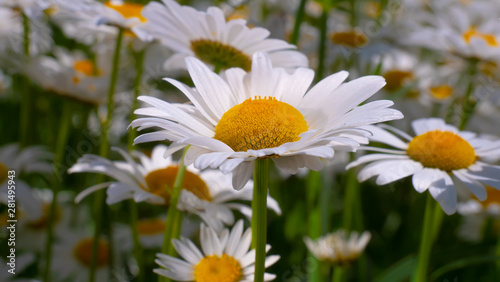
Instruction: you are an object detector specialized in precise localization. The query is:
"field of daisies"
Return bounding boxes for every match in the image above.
[2,0,500,281]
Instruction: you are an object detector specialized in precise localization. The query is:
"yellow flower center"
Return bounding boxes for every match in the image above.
[479,61,498,77]
[27,203,61,230]
[478,186,500,208]
[105,1,146,22]
[330,31,369,48]
[190,39,252,71]
[74,60,99,76]
[136,218,165,235]
[383,70,413,91]
[407,130,476,172]
[193,254,242,282]
[214,97,309,152]
[429,85,453,100]
[73,238,109,268]
[364,2,382,18]
[463,28,499,47]
[144,166,211,204]
[0,162,8,184]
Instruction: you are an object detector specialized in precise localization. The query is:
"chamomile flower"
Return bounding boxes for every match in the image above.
[347,118,500,214]
[154,219,280,281]
[0,143,52,185]
[131,52,403,189]
[25,48,111,105]
[51,232,115,282]
[134,0,308,71]
[304,229,371,266]
[405,0,500,60]
[69,144,280,231]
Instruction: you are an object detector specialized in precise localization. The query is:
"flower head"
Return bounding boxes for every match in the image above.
[134,0,307,71]
[69,144,280,232]
[131,52,403,189]
[348,118,500,214]
[304,230,371,266]
[154,220,279,281]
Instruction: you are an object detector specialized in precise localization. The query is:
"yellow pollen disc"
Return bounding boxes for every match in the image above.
[73,60,100,77]
[190,39,252,71]
[136,218,165,235]
[214,97,309,152]
[0,162,8,184]
[407,130,476,172]
[73,238,109,267]
[144,166,211,204]
[479,61,498,77]
[27,204,61,230]
[194,254,243,282]
[330,31,369,48]
[463,28,499,47]
[478,186,500,208]
[105,1,146,22]
[429,85,453,100]
[364,1,382,18]
[383,70,413,91]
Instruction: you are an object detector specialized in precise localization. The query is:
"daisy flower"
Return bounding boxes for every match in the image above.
[25,48,111,105]
[154,219,280,281]
[131,52,403,189]
[347,118,500,214]
[134,0,308,71]
[304,229,371,266]
[68,144,280,231]
[0,143,52,184]
[51,232,116,282]
[55,0,146,30]
[405,0,500,60]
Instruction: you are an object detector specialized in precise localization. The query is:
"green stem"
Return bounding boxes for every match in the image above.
[42,101,73,282]
[458,60,477,130]
[343,167,361,232]
[159,147,189,282]
[22,13,30,57]
[349,0,357,27]
[20,13,31,147]
[307,171,322,282]
[252,159,269,282]
[316,3,329,81]
[332,267,345,282]
[129,200,145,282]
[128,49,146,150]
[290,0,307,45]
[412,193,436,282]
[89,28,124,282]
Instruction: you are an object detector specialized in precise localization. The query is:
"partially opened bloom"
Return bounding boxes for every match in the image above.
[348,118,500,214]
[68,144,280,231]
[131,52,403,189]
[0,143,52,186]
[134,0,308,71]
[154,220,279,281]
[304,229,371,266]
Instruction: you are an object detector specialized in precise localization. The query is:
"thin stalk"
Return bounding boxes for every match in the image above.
[128,49,146,150]
[459,60,477,130]
[42,101,73,282]
[128,200,145,282]
[342,168,361,232]
[307,171,322,282]
[332,267,345,282]
[159,147,189,282]
[89,28,124,282]
[349,0,357,27]
[290,0,307,45]
[20,13,31,147]
[316,4,329,81]
[412,193,436,282]
[126,48,146,282]
[252,159,269,282]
